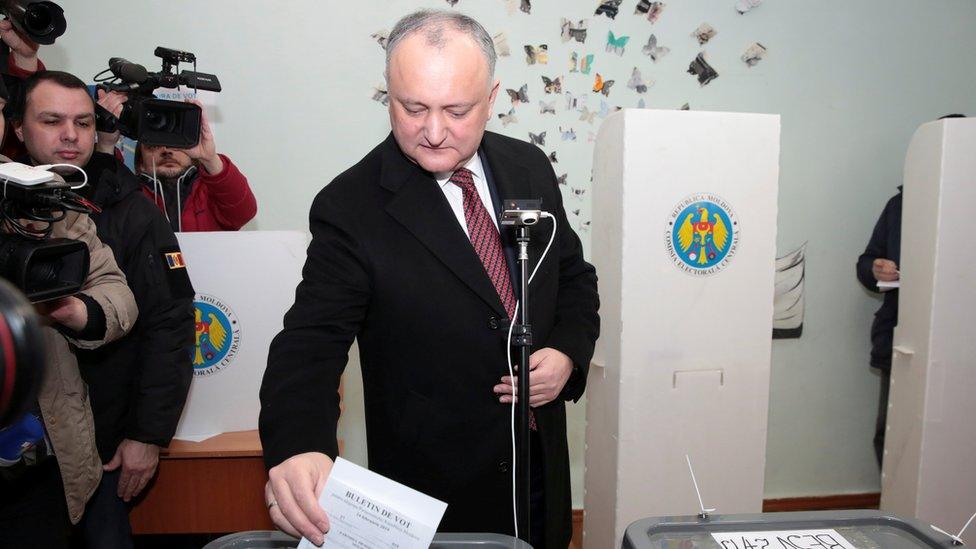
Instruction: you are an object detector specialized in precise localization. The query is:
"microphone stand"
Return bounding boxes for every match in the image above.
[512,224,532,545]
[501,199,542,545]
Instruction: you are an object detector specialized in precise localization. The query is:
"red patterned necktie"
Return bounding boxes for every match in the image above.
[450,167,537,430]
[450,168,517,318]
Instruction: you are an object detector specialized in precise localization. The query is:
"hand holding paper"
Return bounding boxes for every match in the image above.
[297,458,447,549]
[266,452,334,546]
[872,258,899,282]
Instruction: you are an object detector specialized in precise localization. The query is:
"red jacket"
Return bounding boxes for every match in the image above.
[141,154,257,232]
[1,58,44,159]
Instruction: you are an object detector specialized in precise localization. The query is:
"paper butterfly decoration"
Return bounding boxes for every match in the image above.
[606,31,630,56]
[371,86,389,106]
[593,73,615,96]
[565,91,586,110]
[742,42,767,67]
[506,84,529,105]
[635,0,666,23]
[579,106,597,124]
[647,2,666,23]
[525,44,549,65]
[595,0,622,20]
[560,18,588,43]
[627,67,649,94]
[642,34,670,62]
[688,53,719,86]
[692,23,717,45]
[493,32,511,57]
[541,76,563,94]
[371,30,388,50]
[570,52,595,74]
[497,108,518,127]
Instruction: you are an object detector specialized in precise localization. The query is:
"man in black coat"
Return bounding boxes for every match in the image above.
[13,70,195,547]
[856,189,901,467]
[259,10,599,549]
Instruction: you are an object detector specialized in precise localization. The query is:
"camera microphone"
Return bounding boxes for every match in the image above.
[108,57,148,85]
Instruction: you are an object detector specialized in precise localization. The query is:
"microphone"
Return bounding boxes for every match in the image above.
[108,57,149,85]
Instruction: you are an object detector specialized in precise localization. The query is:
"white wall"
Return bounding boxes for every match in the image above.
[50,0,976,506]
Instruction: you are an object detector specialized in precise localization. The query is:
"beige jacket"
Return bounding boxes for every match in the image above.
[39,211,138,523]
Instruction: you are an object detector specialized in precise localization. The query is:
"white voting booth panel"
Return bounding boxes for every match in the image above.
[585,109,779,548]
[882,118,976,543]
[173,231,306,441]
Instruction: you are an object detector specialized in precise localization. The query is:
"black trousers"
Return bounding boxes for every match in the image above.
[874,369,890,468]
[0,459,72,548]
[529,429,546,549]
[77,469,134,549]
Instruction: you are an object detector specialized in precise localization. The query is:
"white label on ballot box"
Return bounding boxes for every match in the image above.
[297,458,447,549]
[711,529,857,549]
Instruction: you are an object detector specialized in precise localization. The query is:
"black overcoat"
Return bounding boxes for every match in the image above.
[260,131,599,547]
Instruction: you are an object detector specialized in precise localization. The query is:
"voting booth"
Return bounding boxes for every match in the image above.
[882,117,976,543]
[174,231,306,440]
[585,109,780,548]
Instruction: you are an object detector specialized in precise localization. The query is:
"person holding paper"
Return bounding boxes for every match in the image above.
[856,187,901,467]
[259,9,599,549]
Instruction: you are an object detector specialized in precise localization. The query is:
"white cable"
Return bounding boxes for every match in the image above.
[685,454,716,516]
[35,163,87,190]
[959,510,976,540]
[176,176,183,232]
[151,156,170,223]
[506,211,557,540]
[506,301,519,540]
[931,509,976,546]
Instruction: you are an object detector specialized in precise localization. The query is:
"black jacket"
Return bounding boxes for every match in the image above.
[72,152,195,461]
[260,133,599,548]
[856,190,902,371]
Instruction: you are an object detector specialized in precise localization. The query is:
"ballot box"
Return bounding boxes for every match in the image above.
[622,510,956,549]
[202,531,533,548]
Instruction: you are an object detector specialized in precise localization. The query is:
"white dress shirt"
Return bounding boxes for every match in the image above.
[434,154,499,238]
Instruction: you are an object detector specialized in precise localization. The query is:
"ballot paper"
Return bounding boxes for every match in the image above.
[877,280,901,290]
[712,529,857,549]
[297,458,448,549]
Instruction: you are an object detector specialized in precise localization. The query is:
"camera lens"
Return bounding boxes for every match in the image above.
[24,258,60,294]
[24,6,55,36]
[144,109,176,133]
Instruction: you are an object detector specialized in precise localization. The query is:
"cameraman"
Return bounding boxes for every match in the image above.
[1,28,256,233]
[95,94,256,232]
[0,76,139,547]
[0,18,40,74]
[0,17,43,159]
[12,71,195,548]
